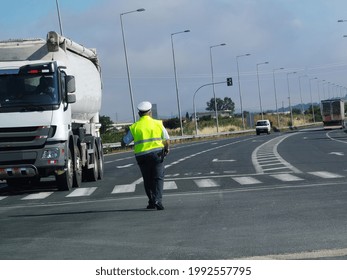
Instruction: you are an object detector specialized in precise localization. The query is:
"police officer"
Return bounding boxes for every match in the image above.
[122,101,170,210]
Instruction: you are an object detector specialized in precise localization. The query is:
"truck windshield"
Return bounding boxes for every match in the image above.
[0,72,59,112]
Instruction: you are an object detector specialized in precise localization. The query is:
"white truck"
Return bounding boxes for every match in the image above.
[0,31,104,191]
[321,99,345,129]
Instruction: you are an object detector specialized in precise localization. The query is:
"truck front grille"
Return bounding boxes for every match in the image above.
[0,126,50,151]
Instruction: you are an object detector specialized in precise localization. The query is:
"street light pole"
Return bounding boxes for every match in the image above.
[286,71,296,127]
[210,43,226,133]
[120,8,145,123]
[193,81,227,135]
[256,61,269,120]
[171,30,190,136]
[272,67,284,128]
[298,75,307,124]
[236,53,251,130]
[309,77,318,123]
[55,0,64,36]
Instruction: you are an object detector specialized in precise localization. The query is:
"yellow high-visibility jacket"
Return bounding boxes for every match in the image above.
[130,116,165,155]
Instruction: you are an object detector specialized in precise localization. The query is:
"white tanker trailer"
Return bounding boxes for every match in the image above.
[0,31,104,191]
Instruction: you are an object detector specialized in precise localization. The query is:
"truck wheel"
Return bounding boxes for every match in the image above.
[73,145,82,188]
[97,145,104,180]
[86,147,98,182]
[56,148,73,191]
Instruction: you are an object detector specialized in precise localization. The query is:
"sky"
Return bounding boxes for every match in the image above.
[1,0,347,122]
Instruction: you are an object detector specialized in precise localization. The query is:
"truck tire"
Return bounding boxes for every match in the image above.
[56,148,73,191]
[97,143,104,180]
[73,145,82,188]
[86,145,98,182]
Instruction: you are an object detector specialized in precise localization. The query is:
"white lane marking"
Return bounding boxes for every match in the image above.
[212,158,236,162]
[112,184,136,194]
[116,164,134,168]
[21,192,54,200]
[329,152,344,156]
[239,247,347,260]
[66,187,97,197]
[309,171,344,179]
[233,177,261,185]
[0,196,8,201]
[271,173,304,182]
[326,131,347,144]
[262,166,292,172]
[104,156,134,164]
[164,181,178,190]
[166,173,180,178]
[252,134,302,174]
[194,179,219,188]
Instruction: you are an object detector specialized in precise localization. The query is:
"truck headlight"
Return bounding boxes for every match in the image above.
[42,148,60,159]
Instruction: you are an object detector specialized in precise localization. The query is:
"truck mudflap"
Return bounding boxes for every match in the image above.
[0,164,38,178]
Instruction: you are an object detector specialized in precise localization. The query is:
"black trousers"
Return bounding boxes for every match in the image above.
[136,150,164,205]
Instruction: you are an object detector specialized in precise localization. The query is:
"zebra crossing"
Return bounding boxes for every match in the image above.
[0,170,345,203]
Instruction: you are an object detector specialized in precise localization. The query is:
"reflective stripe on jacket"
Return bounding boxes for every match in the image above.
[130,116,164,155]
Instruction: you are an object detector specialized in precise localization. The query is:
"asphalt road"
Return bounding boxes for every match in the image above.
[1,127,347,259]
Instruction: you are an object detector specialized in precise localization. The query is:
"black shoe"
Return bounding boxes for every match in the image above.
[146,204,156,209]
[155,202,165,210]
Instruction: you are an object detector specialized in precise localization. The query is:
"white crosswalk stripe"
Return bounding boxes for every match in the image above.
[66,187,97,197]
[0,171,346,203]
[271,173,304,182]
[164,181,178,190]
[194,179,219,188]
[308,171,344,179]
[112,184,136,194]
[22,192,54,200]
[232,176,261,185]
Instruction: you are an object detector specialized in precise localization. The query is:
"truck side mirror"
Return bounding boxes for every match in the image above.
[67,94,76,104]
[66,75,76,93]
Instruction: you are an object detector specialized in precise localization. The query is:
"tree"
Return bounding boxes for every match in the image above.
[206,97,235,114]
[99,115,114,134]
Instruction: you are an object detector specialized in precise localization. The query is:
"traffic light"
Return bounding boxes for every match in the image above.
[226,77,233,86]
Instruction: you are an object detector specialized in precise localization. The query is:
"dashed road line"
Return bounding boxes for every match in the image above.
[164,181,178,190]
[66,187,97,197]
[1,171,346,203]
[112,184,136,194]
[308,171,344,179]
[194,179,219,188]
[22,192,54,200]
[232,176,261,185]
[271,173,304,182]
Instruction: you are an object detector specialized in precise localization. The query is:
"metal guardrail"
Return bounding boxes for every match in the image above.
[102,129,255,153]
[102,123,320,154]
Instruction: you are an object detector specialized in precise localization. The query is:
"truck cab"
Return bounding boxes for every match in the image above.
[0,32,103,191]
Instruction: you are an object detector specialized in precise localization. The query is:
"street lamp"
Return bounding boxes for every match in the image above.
[236,53,251,130]
[322,80,327,99]
[272,67,284,128]
[298,75,307,124]
[171,29,190,136]
[120,8,145,123]
[55,0,64,35]
[210,43,226,133]
[256,61,269,119]
[286,71,297,127]
[309,77,318,123]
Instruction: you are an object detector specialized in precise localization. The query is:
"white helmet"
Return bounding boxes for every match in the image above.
[137,101,152,112]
